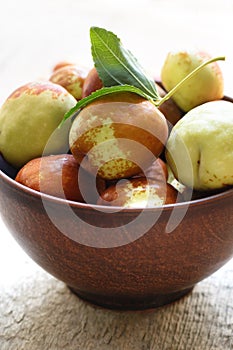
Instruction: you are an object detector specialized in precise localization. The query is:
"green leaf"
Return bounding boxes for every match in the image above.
[60,85,156,126]
[90,26,159,101]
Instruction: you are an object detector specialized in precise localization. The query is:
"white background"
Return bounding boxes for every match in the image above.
[0,0,233,289]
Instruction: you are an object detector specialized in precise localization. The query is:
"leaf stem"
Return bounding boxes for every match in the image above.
[155,56,225,107]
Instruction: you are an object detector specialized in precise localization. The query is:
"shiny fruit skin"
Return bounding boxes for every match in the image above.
[49,65,88,100]
[15,154,106,203]
[0,81,77,168]
[166,100,233,191]
[69,93,168,180]
[97,176,177,208]
[82,67,103,98]
[161,50,224,112]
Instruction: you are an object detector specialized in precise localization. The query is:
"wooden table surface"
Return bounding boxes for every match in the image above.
[0,1,233,349]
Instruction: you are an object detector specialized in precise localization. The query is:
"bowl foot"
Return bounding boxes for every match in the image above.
[68,286,194,311]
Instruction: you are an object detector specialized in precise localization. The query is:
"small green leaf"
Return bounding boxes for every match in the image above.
[60,85,156,126]
[90,27,159,101]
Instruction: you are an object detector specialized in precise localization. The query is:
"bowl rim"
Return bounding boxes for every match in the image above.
[1,94,232,214]
[1,168,232,213]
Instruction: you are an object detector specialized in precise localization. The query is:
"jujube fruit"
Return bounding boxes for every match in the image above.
[69,92,168,180]
[161,50,224,112]
[15,154,106,203]
[166,100,233,191]
[0,81,77,168]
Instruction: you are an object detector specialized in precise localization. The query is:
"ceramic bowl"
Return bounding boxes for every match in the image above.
[0,98,233,311]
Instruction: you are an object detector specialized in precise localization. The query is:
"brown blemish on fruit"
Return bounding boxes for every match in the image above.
[70,92,168,180]
[98,176,178,207]
[50,65,88,100]
[8,82,68,100]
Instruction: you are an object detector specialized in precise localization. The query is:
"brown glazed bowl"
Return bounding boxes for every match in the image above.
[0,162,233,310]
[0,98,233,311]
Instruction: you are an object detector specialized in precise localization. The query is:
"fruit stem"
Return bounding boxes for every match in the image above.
[155,56,225,107]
